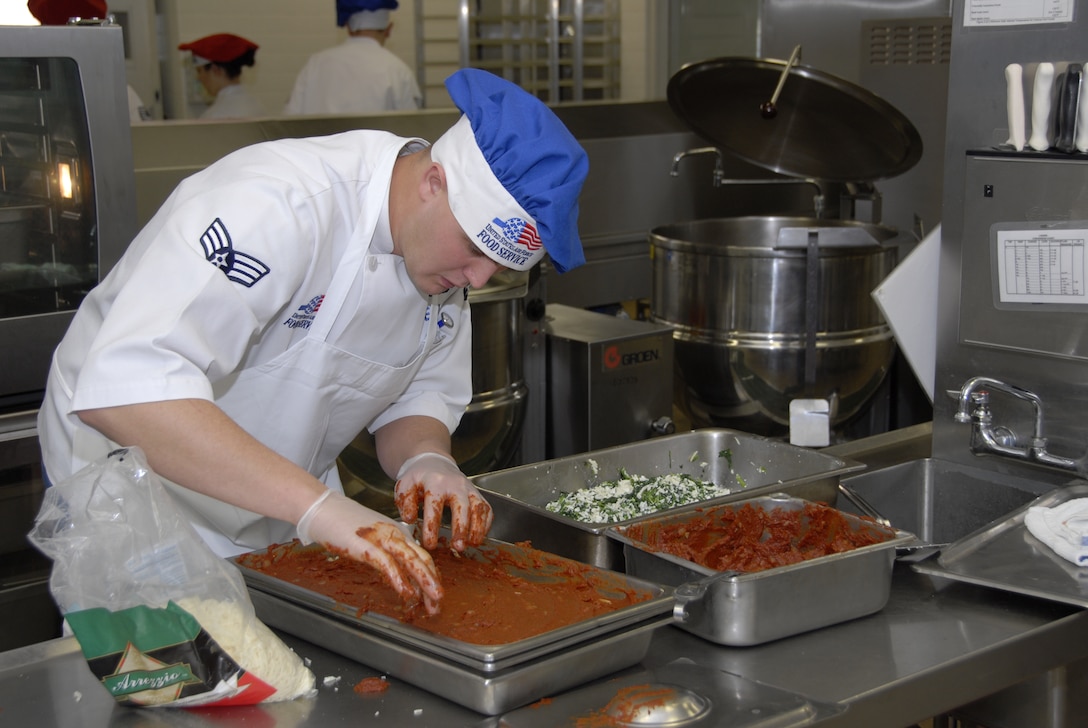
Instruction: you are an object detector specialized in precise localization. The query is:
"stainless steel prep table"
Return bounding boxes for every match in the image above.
[2,561,1086,727]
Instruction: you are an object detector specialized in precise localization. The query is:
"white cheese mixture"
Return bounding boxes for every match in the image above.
[177,596,316,702]
[545,469,729,524]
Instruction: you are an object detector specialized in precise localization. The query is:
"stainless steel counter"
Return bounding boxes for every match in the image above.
[2,559,1086,727]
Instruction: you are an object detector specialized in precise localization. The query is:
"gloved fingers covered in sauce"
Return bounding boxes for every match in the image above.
[297,489,444,614]
[352,521,444,615]
[394,452,494,550]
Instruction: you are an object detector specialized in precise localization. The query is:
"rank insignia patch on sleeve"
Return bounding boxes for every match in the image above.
[199,218,270,287]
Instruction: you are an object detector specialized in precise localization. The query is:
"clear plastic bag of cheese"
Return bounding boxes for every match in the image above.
[28,447,316,707]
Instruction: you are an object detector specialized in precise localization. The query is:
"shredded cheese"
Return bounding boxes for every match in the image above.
[545,469,730,524]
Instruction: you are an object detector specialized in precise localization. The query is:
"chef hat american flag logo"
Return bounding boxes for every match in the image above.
[494,216,541,251]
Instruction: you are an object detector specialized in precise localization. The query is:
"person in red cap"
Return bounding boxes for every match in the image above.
[178,33,266,120]
[26,0,105,26]
[27,0,151,122]
[283,0,421,115]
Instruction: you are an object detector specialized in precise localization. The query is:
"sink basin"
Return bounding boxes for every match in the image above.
[833,458,1058,546]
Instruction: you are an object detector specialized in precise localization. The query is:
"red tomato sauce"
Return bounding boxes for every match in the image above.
[622,502,893,573]
[353,677,390,695]
[238,540,651,645]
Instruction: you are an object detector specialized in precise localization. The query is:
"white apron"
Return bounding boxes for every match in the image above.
[165,145,459,556]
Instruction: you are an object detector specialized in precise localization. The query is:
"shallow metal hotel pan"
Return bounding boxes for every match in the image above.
[248,590,671,716]
[609,493,913,646]
[474,428,864,571]
[914,483,1088,608]
[231,540,674,673]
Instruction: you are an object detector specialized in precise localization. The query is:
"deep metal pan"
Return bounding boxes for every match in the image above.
[475,428,864,571]
[667,56,923,182]
[609,493,914,645]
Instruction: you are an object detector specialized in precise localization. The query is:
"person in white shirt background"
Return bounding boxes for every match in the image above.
[283,0,423,116]
[27,0,152,123]
[178,33,268,120]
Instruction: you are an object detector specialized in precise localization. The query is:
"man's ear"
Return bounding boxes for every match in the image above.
[421,162,447,201]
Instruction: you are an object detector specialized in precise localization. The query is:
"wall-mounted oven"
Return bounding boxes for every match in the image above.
[1,22,137,412]
[0,22,137,649]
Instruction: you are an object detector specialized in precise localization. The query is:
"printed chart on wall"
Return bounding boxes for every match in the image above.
[993,225,1088,308]
[964,0,1075,27]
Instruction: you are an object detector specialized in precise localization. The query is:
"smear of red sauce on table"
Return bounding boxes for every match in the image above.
[238,539,651,644]
[621,502,893,573]
[353,677,390,695]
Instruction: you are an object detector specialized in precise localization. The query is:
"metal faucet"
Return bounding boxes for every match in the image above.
[669,148,826,217]
[670,147,724,186]
[954,376,1082,471]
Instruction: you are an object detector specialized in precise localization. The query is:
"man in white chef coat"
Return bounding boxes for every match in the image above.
[38,68,589,614]
[283,0,422,116]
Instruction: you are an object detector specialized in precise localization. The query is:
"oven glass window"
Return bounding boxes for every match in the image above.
[0,57,97,319]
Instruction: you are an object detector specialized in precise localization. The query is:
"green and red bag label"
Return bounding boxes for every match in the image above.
[65,601,276,707]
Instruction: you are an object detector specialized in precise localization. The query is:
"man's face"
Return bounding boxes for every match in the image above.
[399,188,506,296]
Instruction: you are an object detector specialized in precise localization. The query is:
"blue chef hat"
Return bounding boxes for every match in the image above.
[429,69,589,274]
[336,0,397,28]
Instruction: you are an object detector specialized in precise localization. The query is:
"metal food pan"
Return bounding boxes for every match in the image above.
[231,539,673,673]
[473,428,864,571]
[248,590,671,716]
[609,493,914,646]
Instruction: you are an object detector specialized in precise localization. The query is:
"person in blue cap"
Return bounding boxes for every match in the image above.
[38,68,589,615]
[283,0,422,115]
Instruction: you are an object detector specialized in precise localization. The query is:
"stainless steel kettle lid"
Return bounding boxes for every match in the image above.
[667,56,923,183]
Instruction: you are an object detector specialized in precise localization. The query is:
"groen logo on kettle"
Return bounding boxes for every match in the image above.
[602,342,660,371]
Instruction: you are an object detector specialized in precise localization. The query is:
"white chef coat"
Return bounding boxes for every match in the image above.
[38,130,473,556]
[127,85,151,123]
[201,83,267,120]
[283,36,422,116]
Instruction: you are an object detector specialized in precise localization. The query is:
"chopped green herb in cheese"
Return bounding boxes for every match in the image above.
[719,449,734,469]
[545,470,729,524]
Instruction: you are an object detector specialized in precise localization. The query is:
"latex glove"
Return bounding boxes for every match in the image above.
[297,489,443,614]
[394,452,494,551]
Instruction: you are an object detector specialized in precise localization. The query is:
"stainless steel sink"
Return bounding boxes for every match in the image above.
[832,457,1059,546]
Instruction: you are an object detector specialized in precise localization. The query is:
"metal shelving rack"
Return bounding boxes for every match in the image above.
[415,0,620,107]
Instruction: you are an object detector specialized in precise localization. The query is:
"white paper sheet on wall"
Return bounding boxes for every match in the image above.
[872,224,940,402]
[963,0,1074,27]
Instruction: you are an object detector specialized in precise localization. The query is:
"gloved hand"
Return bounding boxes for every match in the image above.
[394,452,494,551]
[296,489,443,614]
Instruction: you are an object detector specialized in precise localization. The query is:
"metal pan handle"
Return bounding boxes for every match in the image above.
[671,571,742,623]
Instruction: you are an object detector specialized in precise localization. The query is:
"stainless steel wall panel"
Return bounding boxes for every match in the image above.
[934,0,1088,480]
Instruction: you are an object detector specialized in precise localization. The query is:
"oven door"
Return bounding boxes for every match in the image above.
[0,412,61,650]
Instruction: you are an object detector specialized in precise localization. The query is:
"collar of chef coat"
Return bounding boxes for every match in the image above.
[369,140,424,256]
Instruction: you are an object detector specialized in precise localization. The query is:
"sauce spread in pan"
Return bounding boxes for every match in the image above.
[238,540,652,644]
[622,502,893,573]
